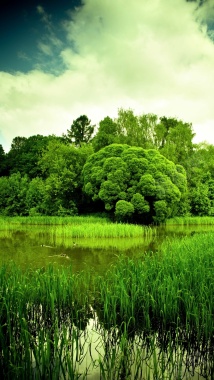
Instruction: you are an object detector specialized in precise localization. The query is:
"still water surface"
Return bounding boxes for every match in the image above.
[1,224,214,273]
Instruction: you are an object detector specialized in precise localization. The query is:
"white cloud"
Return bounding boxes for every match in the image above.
[37,42,53,56]
[36,5,52,31]
[1,0,214,152]
[36,5,63,63]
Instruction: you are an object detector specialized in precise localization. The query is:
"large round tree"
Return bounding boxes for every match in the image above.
[82,144,188,224]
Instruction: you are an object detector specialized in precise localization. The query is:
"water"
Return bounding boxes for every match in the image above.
[0,223,214,379]
[1,224,214,273]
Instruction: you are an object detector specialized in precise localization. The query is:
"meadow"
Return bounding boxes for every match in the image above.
[0,228,213,379]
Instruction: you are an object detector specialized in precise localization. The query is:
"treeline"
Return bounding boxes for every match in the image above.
[0,109,214,224]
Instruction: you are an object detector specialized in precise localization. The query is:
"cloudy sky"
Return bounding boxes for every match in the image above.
[0,0,214,152]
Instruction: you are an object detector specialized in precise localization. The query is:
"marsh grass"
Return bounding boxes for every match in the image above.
[166,216,214,225]
[94,232,214,340]
[0,264,93,379]
[0,215,110,226]
[0,216,156,238]
[0,232,214,378]
[48,223,153,239]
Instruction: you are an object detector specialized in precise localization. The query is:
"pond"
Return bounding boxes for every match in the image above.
[1,223,214,273]
[0,222,214,379]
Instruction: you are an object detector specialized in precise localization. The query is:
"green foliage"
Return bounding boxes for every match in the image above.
[153,200,168,224]
[116,109,158,148]
[92,116,119,152]
[1,111,212,219]
[138,174,156,196]
[158,116,195,166]
[189,183,211,216]
[131,193,150,214]
[0,173,29,216]
[83,144,187,224]
[0,144,6,176]
[115,200,134,222]
[6,135,60,178]
[38,140,93,215]
[65,115,94,146]
[96,232,214,337]
[26,177,46,215]
[186,143,214,187]
[109,110,196,172]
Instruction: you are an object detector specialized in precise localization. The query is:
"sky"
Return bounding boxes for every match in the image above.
[0,0,214,152]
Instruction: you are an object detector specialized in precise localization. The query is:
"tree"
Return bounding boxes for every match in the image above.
[26,177,46,216]
[115,200,134,222]
[6,135,60,178]
[189,183,211,216]
[38,140,93,215]
[183,142,214,215]
[115,111,195,167]
[115,108,158,148]
[65,115,95,146]
[186,142,214,186]
[155,117,195,167]
[0,144,6,176]
[0,173,29,216]
[92,116,119,152]
[83,144,188,224]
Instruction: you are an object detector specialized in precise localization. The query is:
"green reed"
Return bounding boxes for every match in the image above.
[94,232,214,340]
[166,215,214,225]
[0,216,156,238]
[0,264,92,379]
[48,223,152,239]
[0,232,214,378]
[0,215,110,226]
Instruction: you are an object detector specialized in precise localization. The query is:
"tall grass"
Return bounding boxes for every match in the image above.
[0,233,214,378]
[166,215,214,225]
[0,215,110,226]
[48,223,154,239]
[0,216,157,238]
[94,232,214,340]
[0,264,92,379]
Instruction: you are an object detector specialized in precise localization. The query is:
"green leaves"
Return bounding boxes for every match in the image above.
[92,116,119,152]
[66,115,94,146]
[131,193,150,214]
[138,174,156,196]
[83,143,187,224]
[115,200,134,222]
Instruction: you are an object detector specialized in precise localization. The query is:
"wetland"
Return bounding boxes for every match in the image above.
[0,216,214,379]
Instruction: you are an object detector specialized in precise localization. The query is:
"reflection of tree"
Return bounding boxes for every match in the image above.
[95,324,214,379]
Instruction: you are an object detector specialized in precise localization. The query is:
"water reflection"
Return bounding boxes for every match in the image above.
[1,224,214,273]
[1,224,214,379]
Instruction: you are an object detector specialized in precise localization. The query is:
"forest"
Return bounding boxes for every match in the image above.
[0,108,214,224]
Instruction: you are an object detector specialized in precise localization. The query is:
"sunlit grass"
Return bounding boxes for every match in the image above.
[0,216,156,238]
[166,215,214,225]
[48,223,153,238]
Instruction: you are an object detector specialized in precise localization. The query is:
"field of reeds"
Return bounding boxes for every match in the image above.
[0,232,214,378]
[0,216,156,239]
[166,215,214,225]
[0,215,110,226]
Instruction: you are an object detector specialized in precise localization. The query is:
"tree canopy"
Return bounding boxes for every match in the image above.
[5,135,60,178]
[1,110,213,220]
[83,144,188,223]
[92,109,195,169]
[65,115,95,146]
[92,116,119,152]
